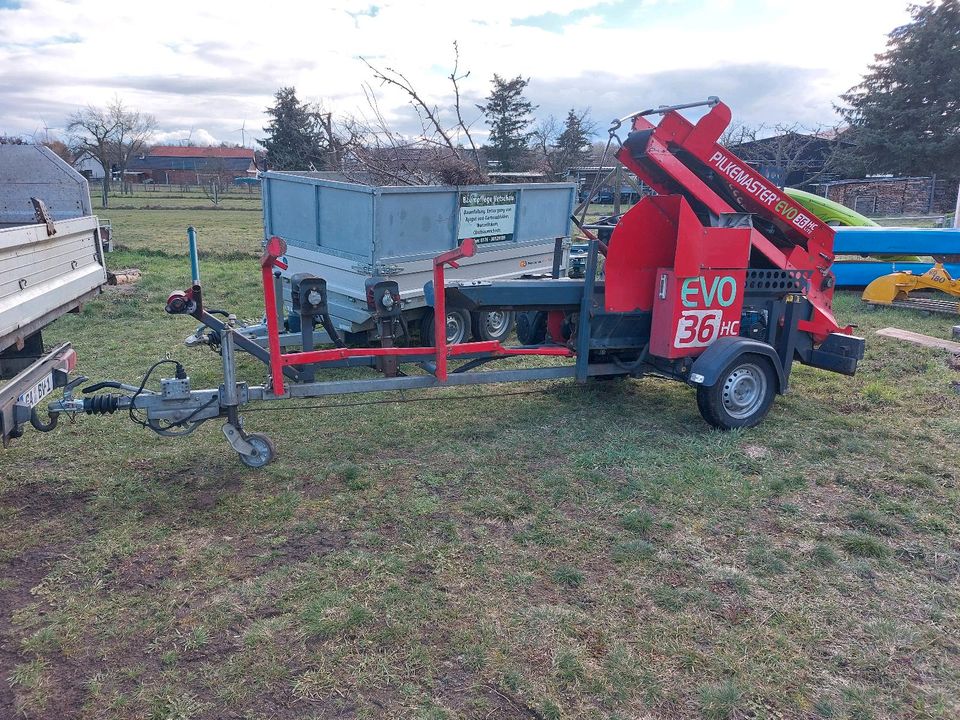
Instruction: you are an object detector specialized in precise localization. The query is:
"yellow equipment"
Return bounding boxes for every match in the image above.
[862,261,960,314]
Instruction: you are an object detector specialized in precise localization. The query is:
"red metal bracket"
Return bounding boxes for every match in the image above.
[261,236,289,395]
[256,236,573,395]
[433,239,476,380]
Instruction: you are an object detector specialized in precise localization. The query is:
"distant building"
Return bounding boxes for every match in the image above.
[730,134,846,188]
[819,176,956,217]
[127,146,256,185]
[73,155,105,181]
[487,171,547,182]
[564,166,650,204]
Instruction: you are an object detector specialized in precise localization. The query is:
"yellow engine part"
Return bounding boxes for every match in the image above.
[862,262,960,309]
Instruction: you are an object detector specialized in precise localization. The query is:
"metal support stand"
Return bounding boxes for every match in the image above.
[219,326,253,456]
[299,308,315,383]
[377,317,399,377]
[575,239,599,382]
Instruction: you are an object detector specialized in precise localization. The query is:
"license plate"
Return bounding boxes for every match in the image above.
[17,373,54,408]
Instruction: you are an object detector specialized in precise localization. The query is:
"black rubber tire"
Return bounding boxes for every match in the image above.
[696,353,777,430]
[471,310,515,342]
[516,311,548,345]
[420,309,470,346]
[239,433,276,468]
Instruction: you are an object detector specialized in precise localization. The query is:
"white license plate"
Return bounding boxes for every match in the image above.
[17,373,54,408]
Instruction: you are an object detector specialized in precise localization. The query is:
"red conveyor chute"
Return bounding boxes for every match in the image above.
[607,100,850,342]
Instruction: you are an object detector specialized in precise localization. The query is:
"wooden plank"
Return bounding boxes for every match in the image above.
[876,327,960,352]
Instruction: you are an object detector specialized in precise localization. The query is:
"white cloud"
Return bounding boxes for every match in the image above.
[0,0,913,144]
[151,128,221,146]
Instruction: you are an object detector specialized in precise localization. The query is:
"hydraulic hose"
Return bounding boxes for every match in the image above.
[320,312,346,348]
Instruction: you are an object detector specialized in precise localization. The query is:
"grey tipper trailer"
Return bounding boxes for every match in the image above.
[258,173,576,345]
[0,145,108,446]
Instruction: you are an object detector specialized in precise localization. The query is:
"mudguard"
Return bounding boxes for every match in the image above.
[689,337,786,393]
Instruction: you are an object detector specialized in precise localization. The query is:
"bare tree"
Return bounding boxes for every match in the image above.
[67,99,155,206]
[530,115,560,173]
[338,87,431,186]
[42,139,73,163]
[111,99,156,194]
[447,41,481,172]
[719,120,757,149]
[67,105,118,207]
[317,111,344,168]
[351,42,488,185]
[531,109,597,179]
[726,122,847,188]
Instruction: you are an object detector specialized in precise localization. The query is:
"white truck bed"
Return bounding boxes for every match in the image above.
[0,214,107,354]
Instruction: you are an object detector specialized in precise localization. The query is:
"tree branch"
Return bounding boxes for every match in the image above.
[449,41,482,171]
[360,56,458,152]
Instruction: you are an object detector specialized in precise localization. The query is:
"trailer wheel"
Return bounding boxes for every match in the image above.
[471,310,515,342]
[239,433,276,468]
[696,354,776,430]
[516,311,547,345]
[421,309,470,345]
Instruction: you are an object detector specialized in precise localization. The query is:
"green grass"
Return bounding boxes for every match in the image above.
[1,205,959,718]
[551,565,586,588]
[619,508,655,535]
[840,532,891,560]
[698,680,743,719]
[103,209,264,256]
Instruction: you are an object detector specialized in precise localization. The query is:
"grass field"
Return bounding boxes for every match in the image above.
[1,196,959,720]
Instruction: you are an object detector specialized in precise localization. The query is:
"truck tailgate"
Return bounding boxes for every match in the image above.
[0,215,107,352]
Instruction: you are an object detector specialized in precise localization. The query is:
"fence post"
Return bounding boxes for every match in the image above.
[954,181,960,229]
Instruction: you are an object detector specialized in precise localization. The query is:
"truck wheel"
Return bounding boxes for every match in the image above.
[516,311,547,345]
[421,309,470,345]
[696,354,776,430]
[471,310,515,342]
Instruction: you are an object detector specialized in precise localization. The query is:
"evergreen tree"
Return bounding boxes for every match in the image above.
[839,0,960,177]
[531,109,596,178]
[477,75,537,172]
[553,109,593,171]
[259,87,330,170]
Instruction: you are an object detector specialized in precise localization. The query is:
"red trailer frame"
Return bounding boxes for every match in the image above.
[258,236,573,397]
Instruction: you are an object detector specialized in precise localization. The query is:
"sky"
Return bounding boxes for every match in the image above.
[0,0,914,148]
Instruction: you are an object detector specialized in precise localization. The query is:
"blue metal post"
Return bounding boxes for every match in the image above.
[187,226,200,284]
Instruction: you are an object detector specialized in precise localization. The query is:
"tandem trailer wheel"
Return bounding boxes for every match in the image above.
[696,353,777,430]
[421,309,471,346]
[238,433,277,468]
[471,310,515,342]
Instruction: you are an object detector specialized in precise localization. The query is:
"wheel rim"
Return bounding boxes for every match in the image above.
[445,311,466,344]
[721,362,767,420]
[241,436,273,468]
[483,311,509,337]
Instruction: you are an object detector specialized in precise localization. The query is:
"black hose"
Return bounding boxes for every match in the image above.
[613,343,650,374]
[128,359,183,428]
[320,312,346,348]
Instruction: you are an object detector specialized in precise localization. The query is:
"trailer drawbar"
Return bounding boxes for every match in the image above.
[29,99,864,467]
